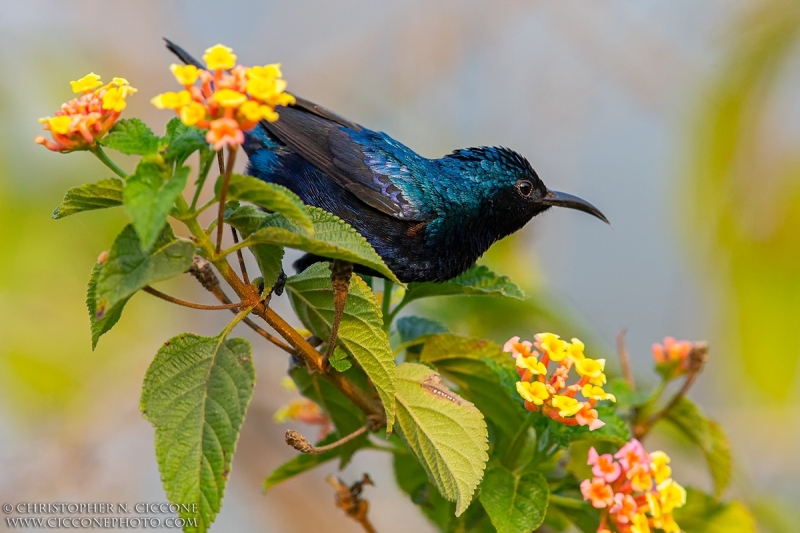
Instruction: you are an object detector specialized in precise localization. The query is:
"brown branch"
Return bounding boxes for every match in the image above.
[201,254,386,428]
[327,474,377,533]
[616,329,636,390]
[215,147,238,253]
[188,258,295,355]
[230,227,250,286]
[142,286,244,310]
[285,425,369,454]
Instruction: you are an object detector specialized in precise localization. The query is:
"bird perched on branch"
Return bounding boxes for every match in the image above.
[165,40,608,284]
[165,40,608,364]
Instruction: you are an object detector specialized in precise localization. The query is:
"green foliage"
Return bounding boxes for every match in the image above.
[163,118,210,165]
[328,347,353,372]
[674,488,757,533]
[224,203,284,290]
[394,362,489,516]
[286,263,396,432]
[94,224,194,318]
[124,161,189,250]
[479,466,548,533]
[663,397,732,497]
[396,316,448,344]
[247,207,401,284]
[86,262,130,349]
[222,173,313,235]
[263,433,341,492]
[393,452,456,530]
[53,178,123,219]
[400,265,524,308]
[140,334,255,533]
[99,118,159,155]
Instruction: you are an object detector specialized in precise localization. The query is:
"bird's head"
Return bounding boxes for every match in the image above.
[445,146,608,239]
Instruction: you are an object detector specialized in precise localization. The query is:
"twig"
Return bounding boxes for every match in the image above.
[637,342,709,438]
[230,227,250,286]
[616,329,636,390]
[215,147,238,253]
[142,286,243,310]
[326,474,377,533]
[285,425,369,454]
[188,258,295,354]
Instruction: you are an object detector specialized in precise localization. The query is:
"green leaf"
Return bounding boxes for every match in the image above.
[663,397,732,497]
[247,208,401,284]
[479,465,549,533]
[100,118,159,155]
[534,406,630,450]
[140,333,255,533]
[394,362,489,516]
[290,364,367,466]
[393,450,456,531]
[286,263,396,432]
[222,173,313,235]
[263,432,340,492]
[163,117,209,165]
[53,178,123,219]
[674,488,757,533]
[86,262,130,349]
[396,316,448,344]
[329,347,353,372]
[224,204,284,290]
[124,161,189,250]
[419,334,524,443]
[402,265,525,306]
[95,224,194,318]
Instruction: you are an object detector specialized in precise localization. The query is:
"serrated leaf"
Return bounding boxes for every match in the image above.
[286,263,396,432]
[222,173,313,235]
[329,347,353,372]
[479,465,549,533]
[664,397,732,497]
[86,262,130,349]
[402,265,525,305]
[124,161,189,250]
[290,364,367,466]
[224,204,283,290]
[534,406,630,450]
[263,432,340,492]
[674,488,757,533]
[394,362,489,516]
[247,208,401,284]
[95,224,194,317]
[100,118,159,155]
[141,333,255,533]
[420,334,524,443]
[53,178,123,219]
[163,117,209,165]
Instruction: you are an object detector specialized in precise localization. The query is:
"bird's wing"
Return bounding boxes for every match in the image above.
[263,103,432,222]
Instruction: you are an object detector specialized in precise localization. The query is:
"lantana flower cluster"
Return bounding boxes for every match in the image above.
[581,439,686,533]
[151,44,295,151]
[504,333,615,431]
[652,337,692,380]
[36,73,137,152]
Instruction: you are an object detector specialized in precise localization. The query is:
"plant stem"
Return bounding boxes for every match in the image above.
[190,150,216,210]
[215,147,237,253]
[381,279,394,332]
[91,145,128,179]
[220,304,255,338]
[142,286,244,310]
[502,411,536,469]
[230,227,250,286]
[285,425,369,454]
[616,329,636,390]
[549,494,588,510]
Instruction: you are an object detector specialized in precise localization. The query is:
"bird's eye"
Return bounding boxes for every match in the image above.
[516,180,534,197]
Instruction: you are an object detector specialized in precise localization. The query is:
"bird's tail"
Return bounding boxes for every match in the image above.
[163,38,203,69]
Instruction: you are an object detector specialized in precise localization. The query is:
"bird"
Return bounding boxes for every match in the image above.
[165,40,608,285]
[165,40,608,366]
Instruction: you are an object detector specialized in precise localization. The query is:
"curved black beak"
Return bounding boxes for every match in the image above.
[541,190,609,224]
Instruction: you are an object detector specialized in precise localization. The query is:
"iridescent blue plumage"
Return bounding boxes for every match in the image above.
[242,101,607,282]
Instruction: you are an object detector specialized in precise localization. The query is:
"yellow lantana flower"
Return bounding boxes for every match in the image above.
[247,63,282,80]
[575,357,606,379]
[179,102,206,126]
[516,381,549,406]
[203,44,237,70]
[212,89,248,108]
[70,72,102,93]
[39,116,73,135]
[535,332,568,361]
[170,63,200,85]
[581,384,616,402]
[516,355,547,376]
[657,480,686,514]
[650,451,672,484]
[151,90,192,110]
[551,395,582,417]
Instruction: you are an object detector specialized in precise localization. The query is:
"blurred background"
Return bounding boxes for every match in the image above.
[1,0,799,531]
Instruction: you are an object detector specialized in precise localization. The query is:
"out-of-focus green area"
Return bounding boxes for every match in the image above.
[1,1,799,532]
